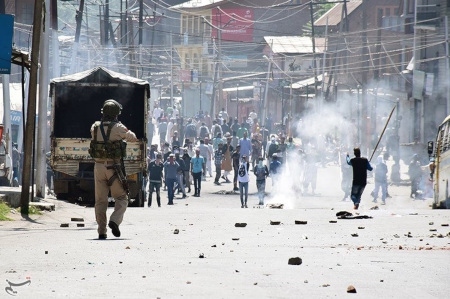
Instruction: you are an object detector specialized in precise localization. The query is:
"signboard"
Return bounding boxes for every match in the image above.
[0,14,14,74]
[425,73,434,96]
[212,8,254,42]
[413,70,425,100]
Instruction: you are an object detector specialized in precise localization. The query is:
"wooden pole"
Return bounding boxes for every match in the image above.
[21,0,44,214]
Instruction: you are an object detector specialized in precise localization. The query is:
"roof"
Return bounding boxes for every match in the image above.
[264,36,326,54]
[291,73,325,89]
[50,66,150,95]
[314,1,362,27]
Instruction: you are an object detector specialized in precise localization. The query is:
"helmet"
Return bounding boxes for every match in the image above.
[101,99,122,117]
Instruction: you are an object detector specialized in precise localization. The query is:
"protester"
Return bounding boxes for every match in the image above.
[147,153,164,207]
[213,141,224,185]
[174,150,188,199]
[253,156,269,206]
[408,154,422,199]
[371,155,388,204]
[190,149,205,197]
[182,148,192,193]
[269,153,282,186]
[346,147,373,210]
[232,145,241,191]
[221,134,233,183]
[163,154,179,205]
[237,155,250,208]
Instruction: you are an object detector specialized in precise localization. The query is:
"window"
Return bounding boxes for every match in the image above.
[20,3,33,25]
[385,8,391,16]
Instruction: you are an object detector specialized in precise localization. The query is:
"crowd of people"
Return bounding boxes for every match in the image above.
[147,103,436,210]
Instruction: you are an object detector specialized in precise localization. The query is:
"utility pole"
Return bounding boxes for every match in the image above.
[21,0,44,214]
[445,16,449,116]
[170,32,174,107]
[262,52,272,127]
[361,0,368,153]
[36,0,51,198]
[71,0,84,74]
[210,28,222,118]
[309,1,318,97]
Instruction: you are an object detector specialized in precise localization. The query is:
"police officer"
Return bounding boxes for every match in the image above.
[90,99,138,240]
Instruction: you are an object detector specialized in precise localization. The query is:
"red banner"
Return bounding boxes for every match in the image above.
[212,8,254,42]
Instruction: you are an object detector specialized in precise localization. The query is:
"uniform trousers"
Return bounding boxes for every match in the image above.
[94,162,128,235]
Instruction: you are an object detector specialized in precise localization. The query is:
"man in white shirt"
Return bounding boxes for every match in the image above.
[153,104,163,123]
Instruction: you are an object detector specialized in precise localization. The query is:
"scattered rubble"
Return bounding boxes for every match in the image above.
[270,221,281,225]
[347,285,357,293]
[77,223,84,227]
[351,233,359,237]
[288,257,302,265]
[235,223,247,227]
[267,203,284,209]
[173,229,179,234]
[71,218,84,222]
[198,253,205,258]
[295,220,307,225]
[60,223,69,227]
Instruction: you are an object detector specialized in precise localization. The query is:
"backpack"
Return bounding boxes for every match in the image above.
[268,143,278,158]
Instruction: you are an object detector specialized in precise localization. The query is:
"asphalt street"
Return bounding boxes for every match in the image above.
[0,162,449,299]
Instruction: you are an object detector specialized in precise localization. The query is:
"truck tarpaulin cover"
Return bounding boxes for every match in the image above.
[50,67,149,139]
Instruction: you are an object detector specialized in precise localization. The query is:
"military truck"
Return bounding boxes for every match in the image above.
[49,67,149,207]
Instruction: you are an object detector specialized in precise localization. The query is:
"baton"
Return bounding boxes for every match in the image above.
[369,105,396,162]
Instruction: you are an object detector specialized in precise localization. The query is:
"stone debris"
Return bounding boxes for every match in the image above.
[60,223,69,227]
[405,232,412,238]
[336,211,373,219]
[267,203,284,209]
[198,253,205,258]
[399,245,403,250]
[45,251,48,254]
[235,223,247,227]
[358,226,365,229]
[394,234,400,238]
[295,220,307,225]
[430,229,437,232]
[270,221,281,225]
[370,206,379,210]
[125,246,130,249]
[347,285,357,293]
[213,190,236,195]
[232,238,240,241]
[71,218,84,222]
[288,257,302,265]
[211,244,216,247]
[429,222,434,225]
[77,223,85,227]
[174,229,179,234]
[329,220,337,223]
[441,224,449,227]
[302,235,308,240]
[351,233,359,237]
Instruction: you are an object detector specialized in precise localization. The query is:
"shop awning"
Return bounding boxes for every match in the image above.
[291,74,324,89]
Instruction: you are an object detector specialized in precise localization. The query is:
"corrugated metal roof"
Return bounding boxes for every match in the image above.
[314,1,362,27]
[264,36,326,54]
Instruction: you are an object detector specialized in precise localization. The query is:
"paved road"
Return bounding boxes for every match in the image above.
[0,163,449,298]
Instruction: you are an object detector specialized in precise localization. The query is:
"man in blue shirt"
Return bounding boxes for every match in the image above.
[238,131,252,160]
[190,149,205,197]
